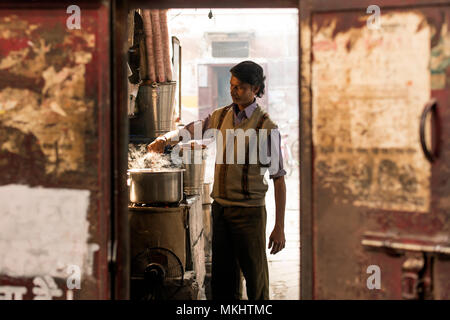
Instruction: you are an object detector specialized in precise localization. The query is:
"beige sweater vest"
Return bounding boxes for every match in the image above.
[208,104,278,207]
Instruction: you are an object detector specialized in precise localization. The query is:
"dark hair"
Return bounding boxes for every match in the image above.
[230,61,265,98]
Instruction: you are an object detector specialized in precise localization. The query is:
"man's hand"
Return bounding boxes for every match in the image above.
[147,137,167,153]
[270,175,286,255]
[268,224,286,255]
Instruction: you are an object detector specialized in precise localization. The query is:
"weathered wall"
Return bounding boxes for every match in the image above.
[313,11,431,213]
[0,3,111,300]
[311,7,450,299]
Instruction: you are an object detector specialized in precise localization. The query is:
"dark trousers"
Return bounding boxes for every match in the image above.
[211,201,269,300]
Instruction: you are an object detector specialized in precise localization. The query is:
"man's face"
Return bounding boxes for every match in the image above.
[230,75,259,106]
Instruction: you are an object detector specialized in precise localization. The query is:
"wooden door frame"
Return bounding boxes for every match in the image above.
[299,0,450,300]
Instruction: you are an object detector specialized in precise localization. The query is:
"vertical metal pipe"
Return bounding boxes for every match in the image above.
[179,43,182,121]
[111,0,130,300]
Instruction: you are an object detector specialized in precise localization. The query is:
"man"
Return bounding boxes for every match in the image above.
[147,61,286,300]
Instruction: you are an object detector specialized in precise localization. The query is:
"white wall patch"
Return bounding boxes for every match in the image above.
[0,184,91,279]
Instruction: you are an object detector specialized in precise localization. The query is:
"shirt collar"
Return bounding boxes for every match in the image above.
[232,99,257,120]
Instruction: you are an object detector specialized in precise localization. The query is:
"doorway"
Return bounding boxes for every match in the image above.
[167,8,300,300]
[115,1,301,300]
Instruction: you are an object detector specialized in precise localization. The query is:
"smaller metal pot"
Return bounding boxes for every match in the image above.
[180,145,207,196]
[128,168,185,205]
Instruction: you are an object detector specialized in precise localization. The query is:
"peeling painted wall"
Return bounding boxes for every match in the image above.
[0,14,96,176]
[0,185,90,278]
[309,6,450,300]
[312,11,431,213]
[0,3,110,300]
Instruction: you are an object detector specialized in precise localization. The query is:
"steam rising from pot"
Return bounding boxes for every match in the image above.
[128,144,181,171]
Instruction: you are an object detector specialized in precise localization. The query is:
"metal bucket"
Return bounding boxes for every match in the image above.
[136,81,177,138]
[202,182,212,204]
[181,147,207,196]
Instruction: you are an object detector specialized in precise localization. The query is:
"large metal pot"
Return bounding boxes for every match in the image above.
[128,168,185,205]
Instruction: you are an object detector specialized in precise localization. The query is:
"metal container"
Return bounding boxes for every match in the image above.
[133,81,177,140]
[129,205,187,271]
[181,147,207,196]
[202,182,212,204]
[128,168,185,205]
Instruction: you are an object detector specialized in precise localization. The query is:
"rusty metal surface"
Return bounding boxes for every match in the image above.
[310,0,450,11]
[112,0,130,300]
[0,1,111,299]
[313,10,432,213]
[299,0,314,300]
[362,232,450,255]
[301,1,450,299]
[430,50,450,300]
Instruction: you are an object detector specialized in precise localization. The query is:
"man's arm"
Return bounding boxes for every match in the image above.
[268,175,286,254]
[147,115,211,153]
[268,128,287,179]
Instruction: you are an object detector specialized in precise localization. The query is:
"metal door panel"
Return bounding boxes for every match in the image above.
[0,1,111,299]
[300,1,450,299]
